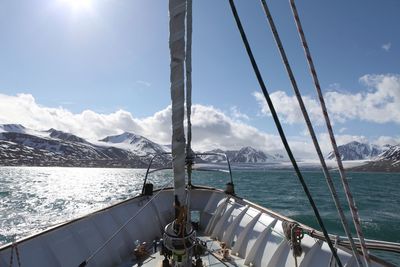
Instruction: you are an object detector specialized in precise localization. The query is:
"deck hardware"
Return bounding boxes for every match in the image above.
[225,182,235,195]
[143,183,154,196]
[133,241,150,262]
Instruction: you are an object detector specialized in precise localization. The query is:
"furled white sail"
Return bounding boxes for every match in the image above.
[169,0,187,204]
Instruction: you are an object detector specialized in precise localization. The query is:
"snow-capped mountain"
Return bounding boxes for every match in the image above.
[1,123,396,171]
[377,145,400,165]
[47,128,88,144]
[326,141,400,171]
[326,141,386,161]
[0,125,280,167]
[348,144,400,172]
[201,146,284,164]
[0,124,165,168]
[98,132,171,166]
[0,124,27,133]
[99,132,166,156]
[198,149,229,163]
[231,146,278,163]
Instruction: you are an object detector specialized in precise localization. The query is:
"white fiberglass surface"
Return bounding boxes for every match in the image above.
[0,166,171,244]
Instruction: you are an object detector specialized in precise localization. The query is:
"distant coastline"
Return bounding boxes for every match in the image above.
[6,160,398,172]
[346,160,400,173]
[1,124,399,173]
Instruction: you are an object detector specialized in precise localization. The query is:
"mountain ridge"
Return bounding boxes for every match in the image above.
[326,141,391,161]
[327,141,400,172]
[200,146,285,163]
[99,132,167,156]
[0,124,398,171]
[0,125,164,168]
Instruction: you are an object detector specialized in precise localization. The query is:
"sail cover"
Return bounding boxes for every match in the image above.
[169,0,186,204]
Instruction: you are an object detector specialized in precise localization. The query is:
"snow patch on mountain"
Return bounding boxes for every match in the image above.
[47,129,88,144]
[0,124,26,133]
[99,132,166,156]
[0,124,168,168]
[201,146,285,164]
[231,146,276,163]
[377,145,400,166]
[326,141,389,161]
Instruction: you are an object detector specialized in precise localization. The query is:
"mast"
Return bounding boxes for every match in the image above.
[169,0,187,204]
[165,2,197,266]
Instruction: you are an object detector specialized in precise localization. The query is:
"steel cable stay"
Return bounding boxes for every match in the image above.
[227,0,343,266]
[78,181,172,267]
[288,0,371,265]
[258,0,363,266]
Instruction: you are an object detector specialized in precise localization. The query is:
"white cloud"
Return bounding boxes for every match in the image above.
[253,91,324,125]
[254,74,400,125]
[0,93,144,140]
[0,93,397,160]
[382,42,391,51]
[190,105,285,152]
[229,106,250,121]
[373,136,400,146]
[317,133,369,155]
[136,80,151,87]
[324,134,371,158]
[0,93,285,154]
[328,83,341,90]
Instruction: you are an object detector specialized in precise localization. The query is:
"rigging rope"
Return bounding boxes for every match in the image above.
[282,221,303,267]
[288,0,371,265]
[258,0,363,265]
[227,1,342,266]
[78,183,171,267]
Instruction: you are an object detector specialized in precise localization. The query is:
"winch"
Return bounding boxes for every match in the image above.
[163,221,196,267]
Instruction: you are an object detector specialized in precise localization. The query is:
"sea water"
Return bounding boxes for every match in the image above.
[0,166,399,265]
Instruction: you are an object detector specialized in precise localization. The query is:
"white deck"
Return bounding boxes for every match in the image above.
[118,236,247,267]
[0,187,388,267]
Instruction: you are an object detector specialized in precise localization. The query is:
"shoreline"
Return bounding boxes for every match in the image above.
[1,161,399,173]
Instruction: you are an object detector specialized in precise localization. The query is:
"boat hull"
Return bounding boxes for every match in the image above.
[0,187,389,266]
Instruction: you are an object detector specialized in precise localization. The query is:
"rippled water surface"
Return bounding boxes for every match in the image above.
[1,167,399,265]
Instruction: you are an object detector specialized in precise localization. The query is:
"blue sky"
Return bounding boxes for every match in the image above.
[0,0,399,157]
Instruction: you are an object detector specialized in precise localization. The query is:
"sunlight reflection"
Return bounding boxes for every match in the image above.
[57,0,94,15]
[0,167,169,243]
